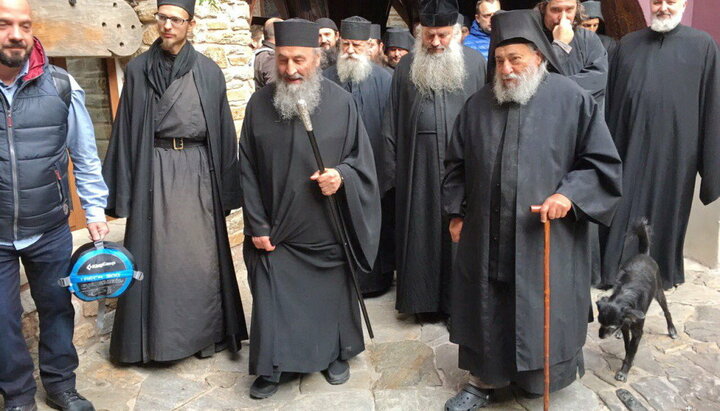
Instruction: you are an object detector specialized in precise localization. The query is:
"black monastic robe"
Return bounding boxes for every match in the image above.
[550,27,608,105]
[240,79,381,379]
[442,73,622,393]
[103,51,247,363]
[600,25,720,289]
[382,47,486,315]
[324,63,394,294]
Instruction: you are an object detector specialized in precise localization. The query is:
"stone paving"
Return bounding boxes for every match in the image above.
[4,249,719,411]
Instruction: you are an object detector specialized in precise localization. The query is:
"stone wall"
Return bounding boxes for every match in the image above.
[65,58,114,159]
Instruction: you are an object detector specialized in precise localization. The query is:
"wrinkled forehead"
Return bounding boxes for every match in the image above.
[0,0,32,23]
[422,25,454,36]
[276,46,318,59]
[495,43,537,58]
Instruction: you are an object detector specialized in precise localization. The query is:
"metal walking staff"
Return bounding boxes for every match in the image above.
[296,99,374,339]
[530,204,551,411]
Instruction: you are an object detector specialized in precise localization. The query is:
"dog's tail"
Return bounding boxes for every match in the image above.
[634,218,652,255]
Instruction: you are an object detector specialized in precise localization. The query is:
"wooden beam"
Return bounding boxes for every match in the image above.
[602,0,647,39]
[105,58,123,120]
[30,0,142,58]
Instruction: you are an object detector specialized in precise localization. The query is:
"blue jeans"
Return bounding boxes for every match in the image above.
[0,224,77,406]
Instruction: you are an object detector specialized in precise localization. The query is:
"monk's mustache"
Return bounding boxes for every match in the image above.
[283,73,304,81]
[2,40,26,50]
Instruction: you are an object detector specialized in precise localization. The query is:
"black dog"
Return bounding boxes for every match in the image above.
[596,219,678,382]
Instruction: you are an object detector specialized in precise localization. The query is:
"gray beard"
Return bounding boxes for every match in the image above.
[410,32,466,96]
[273,71,322,121]
[337,52,373,84]
[493,61,548,106]
[650,12,683,33]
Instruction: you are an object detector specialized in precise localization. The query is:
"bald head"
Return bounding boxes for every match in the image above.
[264,17,283,42]
[0,0,34,70]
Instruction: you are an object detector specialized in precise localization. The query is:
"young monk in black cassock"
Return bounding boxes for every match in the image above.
[103,0,247,364]
[239,19,381,399]
[442,10,622,409]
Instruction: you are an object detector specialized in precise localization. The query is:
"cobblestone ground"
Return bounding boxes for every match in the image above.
[5,247,719,411]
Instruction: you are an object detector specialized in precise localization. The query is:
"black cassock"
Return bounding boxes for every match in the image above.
[549,28,608,105]
[442,74,622,393]
[600,25,720,289]
[382,48,486,315]
[103,51,247,363]
[324,63,394,295]
[240,79,381,379]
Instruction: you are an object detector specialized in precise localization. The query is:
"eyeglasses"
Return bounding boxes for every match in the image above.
[154,12,191,26]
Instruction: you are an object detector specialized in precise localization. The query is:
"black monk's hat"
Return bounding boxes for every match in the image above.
[487,9,564,82]
[275,18,320,48]
[384,27,414,51]
[251,16,271,26]
[316,17,338,32]
[157,0,195,17]
[370,24,382,41]
[419,0,460,27]
[340,16,372,40]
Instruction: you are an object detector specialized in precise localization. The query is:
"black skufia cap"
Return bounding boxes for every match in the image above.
[487,9,564,81]
[384,28,414,51]
[275,18,321,47]
[157,0,195,17]
[419,0,459,27]
[341,16,372,41]
[370,24,382,40]
[316,17,338,31]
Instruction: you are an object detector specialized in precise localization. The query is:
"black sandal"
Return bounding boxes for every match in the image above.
[445,384,493,411]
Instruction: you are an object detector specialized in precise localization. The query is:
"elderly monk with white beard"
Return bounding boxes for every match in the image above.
[324,16,393,296]
[239,18,381,400]
[599,0,720,290]
[441,10,622,410]
[382,0,485,320]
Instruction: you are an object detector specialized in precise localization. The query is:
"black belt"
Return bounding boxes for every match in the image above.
[154,138,206,150]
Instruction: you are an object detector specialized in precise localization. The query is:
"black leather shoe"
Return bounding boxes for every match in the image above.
[45,390,95,411]
[249,376,279,399]
[4,402,38,411]
[322,359,350,385]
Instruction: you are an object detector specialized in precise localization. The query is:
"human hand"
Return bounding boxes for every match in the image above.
[87,222,109,241]
[252,236,276,252]
[449,217,464,243]
[553,12,574,45]
[538,194,572,223]
[310,168,343,196]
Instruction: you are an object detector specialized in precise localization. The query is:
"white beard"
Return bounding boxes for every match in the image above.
[410,25,467,96]
[650,11,683,33]
[336,52,373,84]
[493,61,548,106]
[273,69,322,121]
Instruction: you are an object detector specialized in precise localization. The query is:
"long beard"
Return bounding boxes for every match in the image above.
[336,52,372,84]
[273,70,322,121]
[650,11,683,33]
[320,46,338,69]
[493,61,548,106]
[410,28,466,96]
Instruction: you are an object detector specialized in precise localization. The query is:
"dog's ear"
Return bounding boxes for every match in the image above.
[623,307,646,322]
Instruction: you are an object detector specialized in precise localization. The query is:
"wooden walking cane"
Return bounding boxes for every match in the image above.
[530,205,551,411]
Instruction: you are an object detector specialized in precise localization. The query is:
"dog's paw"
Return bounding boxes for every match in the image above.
[615,371,628,382]
[668,327,678,339]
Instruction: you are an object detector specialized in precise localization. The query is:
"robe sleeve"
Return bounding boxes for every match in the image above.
[555,31,609,102]
[555,94,622,227]
[698,39,720,205]
[102,70,135,219]
[238,103,272,237]
[442,103,467,218]
[218,78,242,211]
[335,99,382,271]
[380,71,400,194]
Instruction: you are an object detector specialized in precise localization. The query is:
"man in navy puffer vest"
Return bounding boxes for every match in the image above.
[463,0,501,60]
[0,1,108,411]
